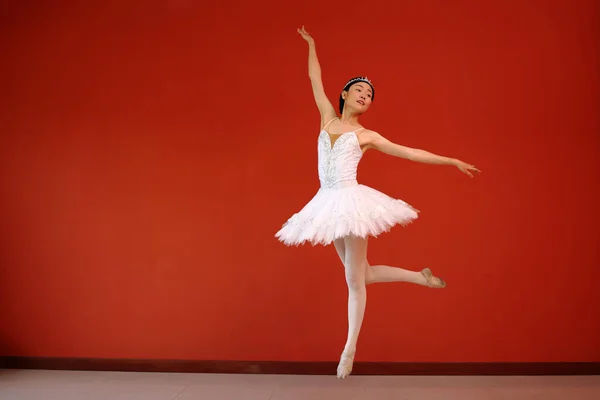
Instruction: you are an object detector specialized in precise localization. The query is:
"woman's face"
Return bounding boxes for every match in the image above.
[343,82,373,113]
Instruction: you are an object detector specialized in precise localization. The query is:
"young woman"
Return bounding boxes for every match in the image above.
[275,26,480,379]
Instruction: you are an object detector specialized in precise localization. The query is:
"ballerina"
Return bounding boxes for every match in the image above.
[276,26,480,379]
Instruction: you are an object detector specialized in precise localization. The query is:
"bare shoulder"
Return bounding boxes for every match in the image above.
[357,129,396,153]
[320,113,339,130]
[359,129,381,138]
[357,129,385,144]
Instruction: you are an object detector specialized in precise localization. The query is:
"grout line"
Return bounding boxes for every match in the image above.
[171,385,188,400]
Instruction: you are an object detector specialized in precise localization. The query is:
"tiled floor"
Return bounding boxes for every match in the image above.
[0,369,599,399]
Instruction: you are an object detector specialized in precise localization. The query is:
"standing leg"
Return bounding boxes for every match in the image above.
[337,235,368,379]
[333,238,346,265]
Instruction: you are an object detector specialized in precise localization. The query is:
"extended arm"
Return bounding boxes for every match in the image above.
[363,130,480,177]
[297,26,337,125]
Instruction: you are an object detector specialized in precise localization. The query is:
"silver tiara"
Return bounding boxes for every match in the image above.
[346,77,373,87]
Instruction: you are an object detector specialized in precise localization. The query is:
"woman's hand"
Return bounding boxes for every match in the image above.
[297,25,314,45]
[453,159,481,177]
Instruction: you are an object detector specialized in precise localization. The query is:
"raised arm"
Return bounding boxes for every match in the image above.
[362,130,481,177]
[297,26,337,127]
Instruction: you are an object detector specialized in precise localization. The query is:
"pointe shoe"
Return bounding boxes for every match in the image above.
[337,351,355,379]
[421,268,447,288]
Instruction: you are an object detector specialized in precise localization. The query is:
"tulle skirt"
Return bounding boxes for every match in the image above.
[275,181,419,246]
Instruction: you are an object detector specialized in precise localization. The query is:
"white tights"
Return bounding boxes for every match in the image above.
[333,235,430,378]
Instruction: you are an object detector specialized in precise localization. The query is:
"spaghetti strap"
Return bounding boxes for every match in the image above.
[354,127,366,134]
[323,117,337,131]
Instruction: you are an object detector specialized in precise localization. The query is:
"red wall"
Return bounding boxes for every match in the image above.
[1,0,599,363]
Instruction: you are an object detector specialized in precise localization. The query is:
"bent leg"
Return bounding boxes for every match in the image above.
[365,263,446,287]
[365,263,428,285]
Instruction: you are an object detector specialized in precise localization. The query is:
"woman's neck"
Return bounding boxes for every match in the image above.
[340,110,360,126]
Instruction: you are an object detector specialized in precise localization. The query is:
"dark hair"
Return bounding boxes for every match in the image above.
[339,77,375,113]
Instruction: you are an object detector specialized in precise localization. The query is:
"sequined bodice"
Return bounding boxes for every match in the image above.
[318,130,363,189]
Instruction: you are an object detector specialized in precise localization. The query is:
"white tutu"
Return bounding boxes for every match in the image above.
[276,121,419,247]
[276,180,419,246]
